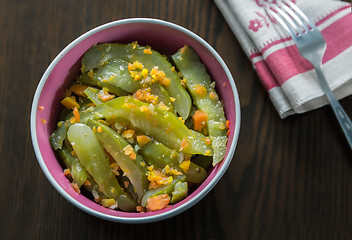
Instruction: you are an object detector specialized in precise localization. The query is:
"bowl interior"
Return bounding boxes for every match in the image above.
[32,19,239,222]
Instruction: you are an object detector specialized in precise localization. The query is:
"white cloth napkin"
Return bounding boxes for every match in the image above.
[215,0,352,118]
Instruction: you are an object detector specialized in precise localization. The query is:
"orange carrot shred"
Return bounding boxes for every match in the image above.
[193,84,207,97]
[69,84,87,97]
[204,137,212,145]
[143,48,152,54]
[148,181,159,190]
[70,183,80,194]
[147,194,170,211]
[226,120,230,129]
[122,129,135,139]
[69,117,77,124]
[192,110,208,132]
[209,92,218,100]
[136,135,151,147]
[73,107,80,122]
[136,206,146,212]
[64,169,71,176]
[98,90,115,102]
[97,126,102,133]
[83,180,91,186]
[179,138,190,152]
[61,96,80,109]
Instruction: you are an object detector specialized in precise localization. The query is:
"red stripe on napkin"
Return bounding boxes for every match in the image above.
[255,11,352,88]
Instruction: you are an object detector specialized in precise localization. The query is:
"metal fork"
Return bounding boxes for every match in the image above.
[266,0,352,150]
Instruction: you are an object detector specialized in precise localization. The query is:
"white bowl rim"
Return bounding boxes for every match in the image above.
[30,17,241,223]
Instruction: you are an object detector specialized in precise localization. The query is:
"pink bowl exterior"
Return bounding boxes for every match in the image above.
[31,18,240,223]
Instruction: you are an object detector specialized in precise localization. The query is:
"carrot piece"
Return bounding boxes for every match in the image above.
[136,135,151,147]
[136,206,146,212]
[179,138,190,151]
[192,110,208,132]
[193,84,207,98]
[134,74,142,81]
[204,137,212,145]
[128,63,135,71]
[73,107,80,122]
[209,92,218,100]
[141,68,148,78]
[61,96,80,109]
[123,145,134,156]
[63,168,71,176]
[69,84,87,97]
[179,160,190,173]
[70,117,77,124]
[83,180,91,186]
[143,48,152,54]
[148,181,159,190]
[122,129,135,139]
[147,194,170,211]
[97,126,102,133]
[226,120,230,129]
[70,182,80,194]
[159,77,170,87]
[98,90,115,102]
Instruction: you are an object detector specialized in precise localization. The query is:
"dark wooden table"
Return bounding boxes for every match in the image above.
[1,0,351,239]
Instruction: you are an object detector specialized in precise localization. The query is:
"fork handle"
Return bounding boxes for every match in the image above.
[314,64,352,149]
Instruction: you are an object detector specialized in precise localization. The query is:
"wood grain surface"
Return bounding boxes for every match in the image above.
[0,0,351,239]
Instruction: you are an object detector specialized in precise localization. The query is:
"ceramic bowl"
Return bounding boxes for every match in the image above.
[30,18,240,223]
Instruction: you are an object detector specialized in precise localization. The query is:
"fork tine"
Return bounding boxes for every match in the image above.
[283,0,317,30]
[267,5,301,36]
[279,1,309,32]
[266,7,296,37]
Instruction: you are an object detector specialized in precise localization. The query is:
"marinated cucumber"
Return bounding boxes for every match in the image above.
[139,139,207,184]
[141,175,186,207]
[57,144,88,188]
[170,181,188,204]
[83,87,104,106]
[79,58,141,94]
[50,104,103,150]
[67,123,136,211]
[138,140,180,170]
[81,43,192,119]
[172,45,227,165]
[58,143,107,200]
[93,96,213,155]
[86,120,148,201]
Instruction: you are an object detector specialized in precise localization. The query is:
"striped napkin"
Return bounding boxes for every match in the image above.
[214,0,352,118]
